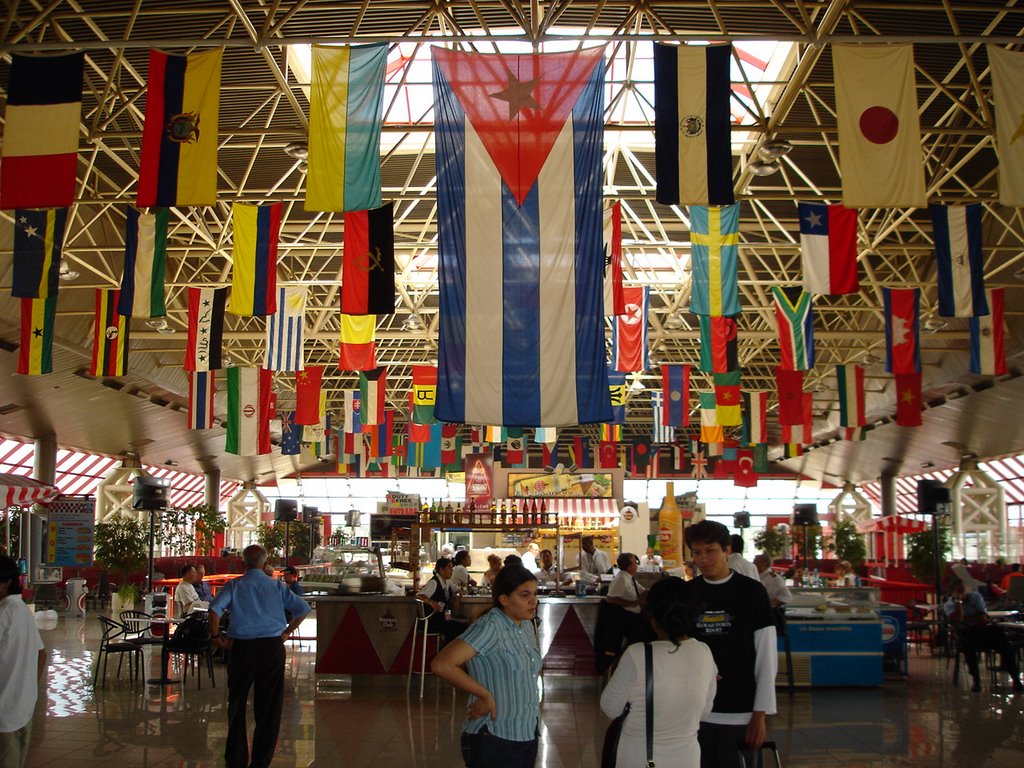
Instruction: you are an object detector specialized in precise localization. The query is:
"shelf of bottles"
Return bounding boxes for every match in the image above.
[415,498,619,532]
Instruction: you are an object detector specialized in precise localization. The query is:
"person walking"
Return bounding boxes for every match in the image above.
[431,565,542,768]
[0,556,47,768]
[209,545,311,768]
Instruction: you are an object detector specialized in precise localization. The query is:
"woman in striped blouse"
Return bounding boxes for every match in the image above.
[431,564,542,767]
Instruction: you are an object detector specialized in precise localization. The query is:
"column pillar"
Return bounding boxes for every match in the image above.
[205,468,221,511]
[29,435,58,580]
[879,472,897,517]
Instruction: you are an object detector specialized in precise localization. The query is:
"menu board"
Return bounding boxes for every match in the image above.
[46,498,95,567]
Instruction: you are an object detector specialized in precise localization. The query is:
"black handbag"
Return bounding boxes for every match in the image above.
[601,643,655,768]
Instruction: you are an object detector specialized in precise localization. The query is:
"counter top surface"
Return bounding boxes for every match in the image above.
[307,593,605,604]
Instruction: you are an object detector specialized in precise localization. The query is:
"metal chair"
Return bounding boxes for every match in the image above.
[120,610,164,648]
[167,612,216,689]
[94,615,143,688]
[407,602,443,699]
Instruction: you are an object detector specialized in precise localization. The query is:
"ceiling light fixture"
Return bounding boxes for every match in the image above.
[284,141,308,160]
[401,314,424,332]
[923,317,948,332]
[58,262,79,281]
[748,159,780,176]
[861,353,882,365]
[146,318,168,329]
[758,139,793,159]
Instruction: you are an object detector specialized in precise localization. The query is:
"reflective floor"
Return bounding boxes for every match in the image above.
[23,611,1024,767]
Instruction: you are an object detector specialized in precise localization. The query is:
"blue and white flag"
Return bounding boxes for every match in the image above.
[187,370,215,430]
[930,203,988,318]
[650,391,676,444]
[431,47,612,427]
[265,286,306,371]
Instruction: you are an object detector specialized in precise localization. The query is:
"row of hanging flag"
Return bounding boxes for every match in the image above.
[0,44,389,211]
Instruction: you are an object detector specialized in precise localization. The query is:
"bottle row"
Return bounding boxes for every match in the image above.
[419,498,554,527]
[418,498,619,530]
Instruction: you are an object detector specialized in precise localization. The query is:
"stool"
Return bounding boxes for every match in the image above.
[407,603,443,699]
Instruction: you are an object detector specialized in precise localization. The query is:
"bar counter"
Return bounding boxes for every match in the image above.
[310,594,602,676]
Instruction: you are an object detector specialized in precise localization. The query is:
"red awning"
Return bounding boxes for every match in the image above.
[856,514,929,535]
[0,473,61,507]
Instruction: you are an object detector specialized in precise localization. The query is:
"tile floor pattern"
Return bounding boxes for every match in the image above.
[20,611,1024,767]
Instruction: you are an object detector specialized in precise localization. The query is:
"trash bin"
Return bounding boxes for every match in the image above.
[65,578,88,618]
[144,592,169,638]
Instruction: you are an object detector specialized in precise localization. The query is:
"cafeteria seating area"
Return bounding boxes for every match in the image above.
[23,609,1024,768]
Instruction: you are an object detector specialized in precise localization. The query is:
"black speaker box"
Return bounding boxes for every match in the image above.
[793,503,819,527]
[917,479,951,513]
[302,506,320,523]
[274,499,298,522]
[132,476,168,510]
[733,511,751,529]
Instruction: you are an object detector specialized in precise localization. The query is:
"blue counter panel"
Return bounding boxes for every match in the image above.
[781,620,883,686]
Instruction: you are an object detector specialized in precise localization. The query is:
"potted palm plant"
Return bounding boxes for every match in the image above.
[93,512,148,615]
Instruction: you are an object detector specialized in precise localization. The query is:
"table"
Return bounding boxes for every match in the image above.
[146,617,182,686]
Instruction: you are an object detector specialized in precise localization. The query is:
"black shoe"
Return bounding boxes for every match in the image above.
[971,680,982,692]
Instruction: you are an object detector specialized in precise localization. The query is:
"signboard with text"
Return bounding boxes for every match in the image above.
[46,498,95,567]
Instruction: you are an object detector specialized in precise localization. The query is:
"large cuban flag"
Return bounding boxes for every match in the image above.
[432,47,612,426]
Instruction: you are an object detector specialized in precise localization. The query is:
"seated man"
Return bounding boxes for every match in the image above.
[536,549,571,588]
[451,551,476,592]
[194,564,214,602]
[174,564,200,616]
[944,578,1023,692]
[754,555,793,607]
[638,546,663,572]
[416,557,466,644]
[282,566,304,596]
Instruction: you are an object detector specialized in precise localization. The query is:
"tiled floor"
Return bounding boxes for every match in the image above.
[23,610,1024,767]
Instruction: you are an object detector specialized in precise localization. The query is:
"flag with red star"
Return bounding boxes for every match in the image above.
[895,372,922,427]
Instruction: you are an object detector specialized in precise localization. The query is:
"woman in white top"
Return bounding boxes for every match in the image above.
[600,577,717,768]
[452,550,476,592]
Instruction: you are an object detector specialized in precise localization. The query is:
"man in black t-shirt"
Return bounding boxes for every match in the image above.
[685,520,777,768]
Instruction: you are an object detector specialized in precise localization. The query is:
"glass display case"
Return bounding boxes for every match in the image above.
[307,545,386,594]
[785,587,881,621]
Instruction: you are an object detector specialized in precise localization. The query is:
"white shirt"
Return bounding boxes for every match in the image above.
[452,564,472,591]
[520,550,540,572]
[174,580,200,615]
[600,639,717,768]
[759,569,793,605]
[0,594,45,733]
[638,554,663,572]
[607,570,645,614]
[727,553,760,580]
[576,548,611,578]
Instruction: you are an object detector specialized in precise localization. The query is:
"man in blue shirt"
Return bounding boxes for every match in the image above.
[209,545,311,768]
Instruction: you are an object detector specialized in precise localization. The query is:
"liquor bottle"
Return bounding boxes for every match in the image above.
[468,499,477,525]
[541,499,553,526]
[528,499,538,525]
[420,500,430,525]
[455,502,464,525]
[658,482,684,569]
[444,499,454,525]
[498,499,507,526]
[515,499,524,526]
[487,499,496,526]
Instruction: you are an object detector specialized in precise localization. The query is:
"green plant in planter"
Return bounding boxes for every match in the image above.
[754,526,790,560]
[830,515,867,568]
[906,526,952,584]
[93,512,149,594]
[155,503,227,556]
[116,582,140,606]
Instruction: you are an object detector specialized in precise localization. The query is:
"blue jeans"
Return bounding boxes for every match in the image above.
[460,727,538,768]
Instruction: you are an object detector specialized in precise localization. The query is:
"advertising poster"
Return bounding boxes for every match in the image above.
[464,453,493,509]
[507,472,613,498]
[46,498,95,566]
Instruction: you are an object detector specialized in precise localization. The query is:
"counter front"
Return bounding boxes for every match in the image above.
[312,595,602,676]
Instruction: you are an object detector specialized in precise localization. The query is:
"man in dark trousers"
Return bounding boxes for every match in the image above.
[685,521,777,768]
[209,544,311,768]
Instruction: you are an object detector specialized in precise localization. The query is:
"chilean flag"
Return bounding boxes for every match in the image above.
[799,202,858,295]
[432,48,612,427]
